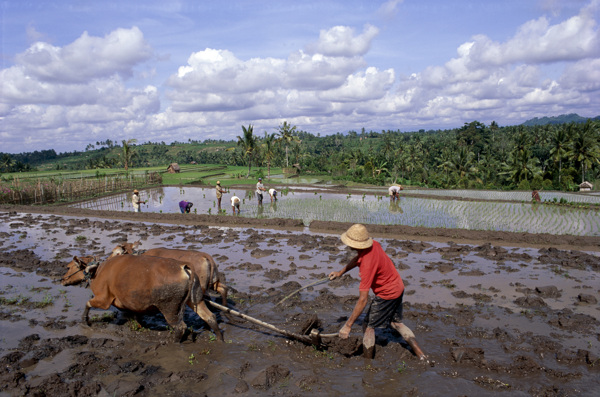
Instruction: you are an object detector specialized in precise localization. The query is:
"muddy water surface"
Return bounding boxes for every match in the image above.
[1,210,599,396]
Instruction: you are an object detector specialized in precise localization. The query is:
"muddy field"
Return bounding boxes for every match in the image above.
[0,205,599,396]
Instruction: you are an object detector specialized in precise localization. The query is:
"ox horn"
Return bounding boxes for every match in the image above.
[84,257,101,273]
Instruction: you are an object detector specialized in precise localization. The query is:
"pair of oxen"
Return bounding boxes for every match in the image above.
[61,242,228,341]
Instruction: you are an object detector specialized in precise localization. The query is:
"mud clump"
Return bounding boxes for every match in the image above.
[450,347,487,366]
[250,364,290,390]
[577,293,597,304]
[535,285,562,298]
[324,336,362,357]
[514,295,547,308]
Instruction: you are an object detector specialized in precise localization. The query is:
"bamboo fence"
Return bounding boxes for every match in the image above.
[0,172,162,205]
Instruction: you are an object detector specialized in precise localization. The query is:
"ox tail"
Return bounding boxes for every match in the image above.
[184,264,203,310]
[207,256,216,287]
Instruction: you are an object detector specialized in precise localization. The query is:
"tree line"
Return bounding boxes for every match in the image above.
[2,118,599,191]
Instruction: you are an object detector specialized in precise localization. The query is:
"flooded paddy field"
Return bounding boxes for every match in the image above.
[0,207,599,396]
[71,186,600,236]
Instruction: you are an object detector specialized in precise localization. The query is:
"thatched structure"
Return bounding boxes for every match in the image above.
[579,181,593,191]
[167,163,181,173]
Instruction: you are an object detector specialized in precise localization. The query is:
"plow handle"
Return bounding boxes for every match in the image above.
[206,300,312,344]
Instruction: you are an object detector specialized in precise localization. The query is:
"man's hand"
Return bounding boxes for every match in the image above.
[338,323,351,339]
[329,271,342,281]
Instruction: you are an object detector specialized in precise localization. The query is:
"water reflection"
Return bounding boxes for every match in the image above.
[389,201,403,214]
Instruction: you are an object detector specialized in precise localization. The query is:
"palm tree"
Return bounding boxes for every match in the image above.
[121,139,137,171]
[237,124,257,178]
[277,121,299,168]
[262,131,277,177]
[549,124,570,186]
[1,154,14,173]
[450,146,478,188]
[503,147,541,185]
[568,120,600,183]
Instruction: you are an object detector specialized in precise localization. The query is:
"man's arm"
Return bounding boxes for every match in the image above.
[339,290,369,339]
[329,255,359,280]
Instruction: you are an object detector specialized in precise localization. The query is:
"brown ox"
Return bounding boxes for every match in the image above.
[110,242,228,306]
[61,255,223,341]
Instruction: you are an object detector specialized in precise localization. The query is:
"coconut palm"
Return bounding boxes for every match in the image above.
[262,131,277,177]
[549,124,570,185]
[121,139,137,171]
[568,120,600,183]
[277,121,299,168]
[1,154,14,173]
[237,124,257,178]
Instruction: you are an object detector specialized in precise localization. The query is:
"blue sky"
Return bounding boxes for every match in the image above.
[1,0,599,153]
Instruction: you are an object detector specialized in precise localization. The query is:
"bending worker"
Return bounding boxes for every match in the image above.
[269,188,278,202]
[329,224,427,360]
[388,184,402,201]
[231,195,241,214]
[179,200,193,213]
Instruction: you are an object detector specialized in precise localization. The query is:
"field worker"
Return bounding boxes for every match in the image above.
[179,200,193,213]
[388,184,402,201]
[532,189,541,203]
[256,177,267,205]
[329,224,427,361]
[269,188,278,202]
[231,195,241,214]
[216,181,227,211]
[131,189,146,212]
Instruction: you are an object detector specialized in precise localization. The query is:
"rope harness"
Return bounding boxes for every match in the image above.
[61,258,99,286]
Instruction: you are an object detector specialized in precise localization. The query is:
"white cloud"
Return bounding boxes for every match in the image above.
[305,25,379,57]
[15,27,152,83]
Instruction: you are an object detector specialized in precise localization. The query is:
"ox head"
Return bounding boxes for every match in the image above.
[61,256,98,286]
[109,240,142,258]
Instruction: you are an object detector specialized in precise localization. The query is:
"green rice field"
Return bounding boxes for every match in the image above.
[71,187,600,236]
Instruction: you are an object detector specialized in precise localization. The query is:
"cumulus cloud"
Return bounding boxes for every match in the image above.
[165,25,378,113]
[305,25,379,57]
[15,27,152,83]
[0,27,158,152]
[392,3,600,127]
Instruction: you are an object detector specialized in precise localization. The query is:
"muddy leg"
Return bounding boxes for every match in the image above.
[83,301,92,326]
[363,326,376,359]
[192,301,224,341]
[391,322,426,360]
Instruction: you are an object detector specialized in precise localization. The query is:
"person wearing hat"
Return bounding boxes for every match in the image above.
[256,177,266,205]
[131,189,146,212]
[231,195,241,214]
[216,181,227,211]
[329,224,426,361]
[388,184,402,202]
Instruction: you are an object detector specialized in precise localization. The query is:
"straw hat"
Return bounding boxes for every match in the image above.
[216,181,221,185]
[133,189,139,194]
[341,224,373,249]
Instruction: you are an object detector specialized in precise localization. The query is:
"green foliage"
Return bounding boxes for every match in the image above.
[4,117,599,192]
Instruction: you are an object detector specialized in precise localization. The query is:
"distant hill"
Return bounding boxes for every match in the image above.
[521,113,600,126]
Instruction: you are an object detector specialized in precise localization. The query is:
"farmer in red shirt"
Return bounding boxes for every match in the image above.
[329,224,427,360]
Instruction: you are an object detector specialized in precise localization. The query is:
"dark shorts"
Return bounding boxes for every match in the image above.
[257,193,263,202]
[364,292,404,329]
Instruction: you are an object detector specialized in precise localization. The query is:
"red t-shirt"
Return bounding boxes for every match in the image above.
[358,241,404,299]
